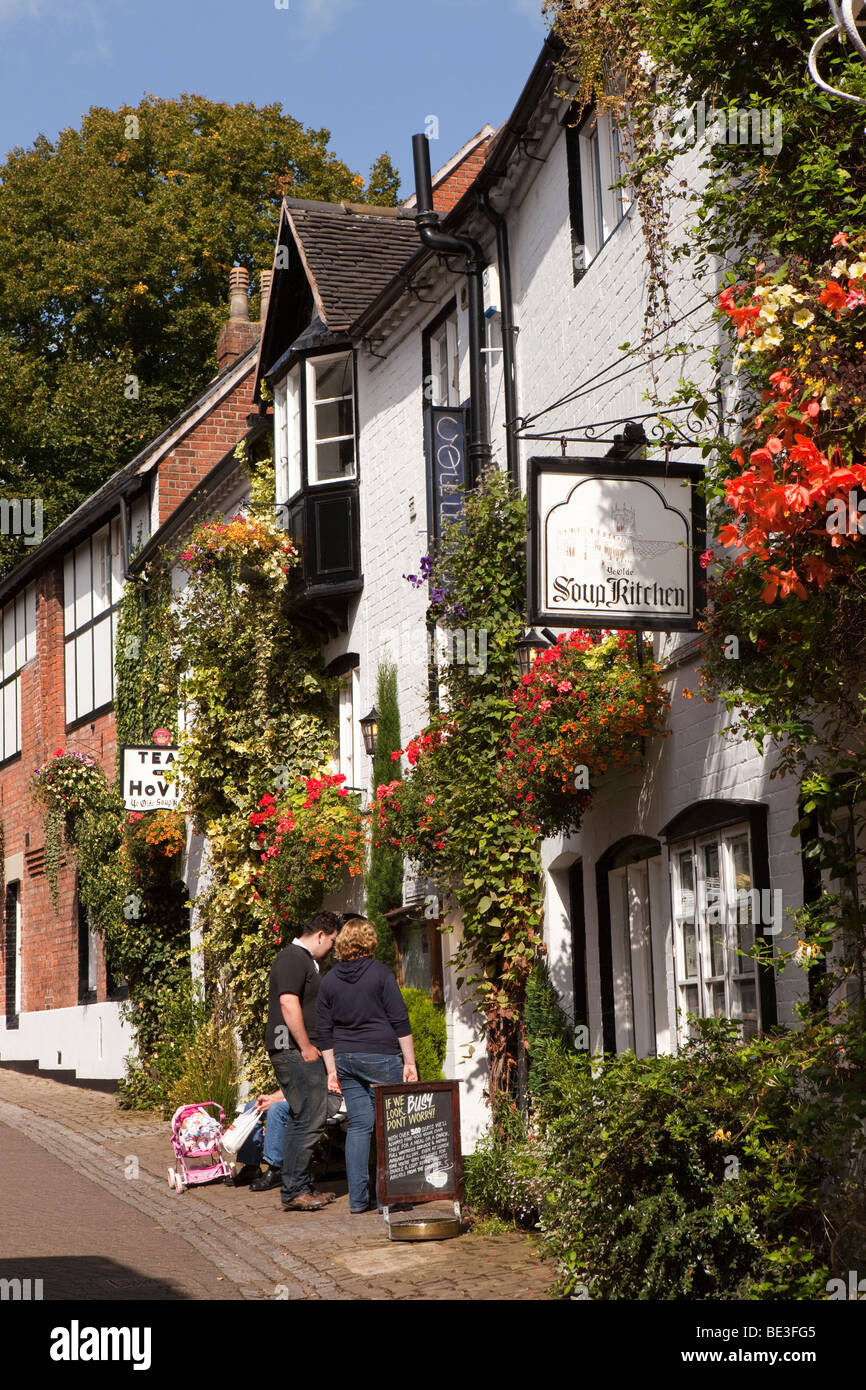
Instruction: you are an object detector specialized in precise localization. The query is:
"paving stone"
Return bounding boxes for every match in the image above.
[0,1069,555,1301]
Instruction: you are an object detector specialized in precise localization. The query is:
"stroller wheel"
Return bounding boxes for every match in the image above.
[167,1168,177,1189]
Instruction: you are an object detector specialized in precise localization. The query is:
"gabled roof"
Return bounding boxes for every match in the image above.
[283,198,420,330]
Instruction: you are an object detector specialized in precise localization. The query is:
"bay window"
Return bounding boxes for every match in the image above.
[308,353,355,484]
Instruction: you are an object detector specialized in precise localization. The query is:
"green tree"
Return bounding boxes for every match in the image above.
[364,152,401,207]
[365,660,402,970]
[0,94,395,576]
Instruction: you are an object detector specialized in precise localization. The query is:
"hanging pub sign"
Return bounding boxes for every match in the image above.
[528,457,706,631]
[121,746,181,811]
[425,404,468,544]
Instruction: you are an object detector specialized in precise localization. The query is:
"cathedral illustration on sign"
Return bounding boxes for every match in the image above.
[557,497,678,570]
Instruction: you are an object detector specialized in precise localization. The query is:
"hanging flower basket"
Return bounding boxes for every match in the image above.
[503,630,670,834]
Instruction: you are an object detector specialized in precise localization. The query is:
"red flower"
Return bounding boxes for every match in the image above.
[819,280,847,314]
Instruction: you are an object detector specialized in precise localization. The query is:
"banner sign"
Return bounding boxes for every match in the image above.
[528,457,705,631]
[426,405,467,544]
[121,747,180,811]
[375,1080,463,1206]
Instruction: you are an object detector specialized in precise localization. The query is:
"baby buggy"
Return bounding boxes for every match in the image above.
[168,1102,233,1191]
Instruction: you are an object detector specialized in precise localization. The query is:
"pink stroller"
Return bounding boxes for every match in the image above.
[168,1102,233,1191]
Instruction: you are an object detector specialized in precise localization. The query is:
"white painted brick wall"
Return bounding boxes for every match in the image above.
[343,115,805,1145]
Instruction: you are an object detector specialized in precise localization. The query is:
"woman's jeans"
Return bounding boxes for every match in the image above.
[335,1052,403,1210]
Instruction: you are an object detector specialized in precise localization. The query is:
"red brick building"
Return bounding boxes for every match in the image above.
[0,270,266,1085]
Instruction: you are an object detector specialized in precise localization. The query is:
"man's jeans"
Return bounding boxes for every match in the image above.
[335,1052,403,1211]
[269,1049,328,1202]
[236,1098,290,1168]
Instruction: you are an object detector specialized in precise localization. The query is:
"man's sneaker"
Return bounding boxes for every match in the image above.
[249,1165,282,1192]
[283,1192,327,1211]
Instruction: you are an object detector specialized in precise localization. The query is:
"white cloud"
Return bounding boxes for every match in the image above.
[298,0,357,41]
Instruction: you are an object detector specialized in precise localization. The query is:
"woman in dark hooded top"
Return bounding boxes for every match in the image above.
[317,917,418,1213]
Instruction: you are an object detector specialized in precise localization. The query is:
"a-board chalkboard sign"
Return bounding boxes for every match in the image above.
[375,1081,463,1206]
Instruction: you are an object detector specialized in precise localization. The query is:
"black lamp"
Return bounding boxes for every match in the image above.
[360,706,379,757]
[515,629,549,679]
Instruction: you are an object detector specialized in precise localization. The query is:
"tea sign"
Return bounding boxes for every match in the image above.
[121,746,180,811]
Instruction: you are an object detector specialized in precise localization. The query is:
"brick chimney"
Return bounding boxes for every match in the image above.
[216,266,262,371]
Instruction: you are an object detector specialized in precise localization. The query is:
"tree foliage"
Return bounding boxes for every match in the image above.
[0,94,395,576]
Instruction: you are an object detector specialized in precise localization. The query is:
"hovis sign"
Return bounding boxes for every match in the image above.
[121,747,180,811]
[528,458,705,631]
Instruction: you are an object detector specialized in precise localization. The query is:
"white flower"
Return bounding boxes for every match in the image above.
[732,355,744,374]
[832,259,850,278]
[761,326,783,348]
[849,260,866,279]
[757,303,778,323]
[792,308,814,328]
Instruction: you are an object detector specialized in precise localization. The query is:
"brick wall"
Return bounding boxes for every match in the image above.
[157,367,258,526]
[0,351,259,1060]
[433,138,493,214]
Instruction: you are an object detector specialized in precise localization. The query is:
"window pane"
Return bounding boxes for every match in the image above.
[2,604,14,680]
[707,981,726,1016]
[315,396,354,441]
[75,540,92,630]
[92,526,110,616]
[63,553,75,635]
[733,980,759,1040]
[65,640,77,724]
[110,520,124,604]
[75,630,94,717]
[92,615,112,710]
[314,356,352,401]
[315,437,355,482]
[14,593,25,670]
[3,678,17,760]
[728,834,754,955]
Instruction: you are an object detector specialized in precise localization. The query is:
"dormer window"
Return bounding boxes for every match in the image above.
[274,350,357,506]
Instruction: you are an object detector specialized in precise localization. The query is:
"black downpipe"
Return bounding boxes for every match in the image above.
[412,133,493,486]
[477,189,519,490]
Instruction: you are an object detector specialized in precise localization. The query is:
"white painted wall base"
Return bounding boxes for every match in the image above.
[0,1001,135,1080]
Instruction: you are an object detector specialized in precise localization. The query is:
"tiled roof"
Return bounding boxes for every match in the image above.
[284,200,420,329]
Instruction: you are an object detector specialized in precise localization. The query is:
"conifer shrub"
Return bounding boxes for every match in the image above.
[401,987,446,1081]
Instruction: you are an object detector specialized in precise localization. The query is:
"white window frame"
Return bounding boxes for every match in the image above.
[670,821,762,1043]
[430,315,460,407]
[578,109,628,265]
[63,520,123,725]
[0,583,36,762]
[305,352,356,486]
[274,365,303,504]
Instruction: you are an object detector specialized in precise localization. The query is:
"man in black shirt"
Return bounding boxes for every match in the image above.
[265,910,341,1211]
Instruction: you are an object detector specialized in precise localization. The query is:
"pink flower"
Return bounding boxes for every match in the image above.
[556,680,573,693]
[699,549,714,570]
[424,795,435,806]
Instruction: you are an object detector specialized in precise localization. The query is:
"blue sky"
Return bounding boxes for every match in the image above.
[0,0,548,193]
